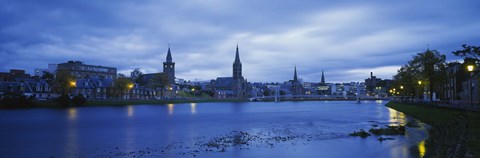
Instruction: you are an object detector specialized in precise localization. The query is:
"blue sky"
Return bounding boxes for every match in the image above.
[1,0,479,83]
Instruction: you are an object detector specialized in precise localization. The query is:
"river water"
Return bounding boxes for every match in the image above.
[0,100,429,158]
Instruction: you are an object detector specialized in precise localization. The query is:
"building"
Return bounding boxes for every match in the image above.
[444,62,464,101]
[211,45,249,98]
[57,61,117,79]
[365,72,391,97]
[289,66,304,95]
[0,69,31,81]
[317,70,330,95]
[143,46,176,86]
[163,47,175,84]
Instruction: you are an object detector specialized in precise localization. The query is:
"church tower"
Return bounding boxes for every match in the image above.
[233,44,242,80]
[321,70,325,84]
[293,66,298,81]
[163,46,175,84]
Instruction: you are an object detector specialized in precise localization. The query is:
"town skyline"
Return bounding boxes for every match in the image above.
[1,0,479,82]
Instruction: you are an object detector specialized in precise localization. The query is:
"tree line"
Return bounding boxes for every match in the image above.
[392,44,480,101]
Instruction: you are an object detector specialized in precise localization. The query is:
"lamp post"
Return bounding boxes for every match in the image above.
[127,84,134,100]
[467,65,474,108]
[418,81,422,101]
[400,85,404,102]
[69,81,76,97]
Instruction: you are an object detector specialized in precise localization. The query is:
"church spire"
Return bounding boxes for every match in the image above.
[234,44,241,63]
[233,44,242,80]
[166,45,172,63]
[294,66,298,81]
[321,69,325,84]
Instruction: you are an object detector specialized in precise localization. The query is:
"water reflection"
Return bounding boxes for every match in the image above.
[66,108,78,157]
[127,105,134,117]
[418,140,426,157]
[388,108,406,125]
[375,100,383,104]
[190,103,197,114]
[68,108,77,121]
[168,104,174,115]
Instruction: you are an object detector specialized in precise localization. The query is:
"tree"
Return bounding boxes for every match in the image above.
[112,76,133,99]
[263,90,270,96]
[52,69,76,95]
[395,49,446,101]
[147,73,168,99]
[452,44,480,61]
[71,95,87,106]
[130,68,145,86]
[41,71,55,81]
[392,64,418,100]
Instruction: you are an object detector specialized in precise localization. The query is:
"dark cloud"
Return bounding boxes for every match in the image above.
[1,0,480,82]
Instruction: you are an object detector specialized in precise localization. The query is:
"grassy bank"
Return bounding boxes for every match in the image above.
[386,102,479,157]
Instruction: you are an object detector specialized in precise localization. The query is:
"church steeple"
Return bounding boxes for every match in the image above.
[234,44,241,63]
[166,45,172,63]
[294,66,298,81]
[233,44,242,80]
[163,45,175,84]
[321,69,325,84]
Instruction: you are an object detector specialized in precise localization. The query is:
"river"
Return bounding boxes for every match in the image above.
[0,100,428,158]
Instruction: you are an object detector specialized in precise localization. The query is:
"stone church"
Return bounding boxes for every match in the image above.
[211,45,249,98]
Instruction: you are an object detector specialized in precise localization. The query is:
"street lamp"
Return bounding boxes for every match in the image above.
[467,65,474,72]
[418,81,422,100]
[70,81,76,87]
[467,64,475,108]
[69,81,76,96]
[400,85,404,101]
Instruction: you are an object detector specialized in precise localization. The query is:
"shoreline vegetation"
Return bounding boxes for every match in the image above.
[386,102,479,157]
[0,97,387,109]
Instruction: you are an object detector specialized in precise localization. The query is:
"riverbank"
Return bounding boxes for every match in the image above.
[386,102,479,157]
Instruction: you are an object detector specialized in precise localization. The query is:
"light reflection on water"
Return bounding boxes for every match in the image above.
[66,107,78,157]
[168,104,174,115]
[127,105,134,117]
[68,108,77,121]
[388,108,407,125]
[190,103,197,114]
[418,140,426,157]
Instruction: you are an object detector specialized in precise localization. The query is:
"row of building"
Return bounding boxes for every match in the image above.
[1,45,394,101]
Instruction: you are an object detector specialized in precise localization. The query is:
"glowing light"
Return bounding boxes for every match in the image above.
[68,108,77,121]
[128,84,134,89]
[467,65,474,72]
[400,86,404,89]
[168,104,174,115]
[190,103,197,114]
[418,140,426,157]
[70,81,76,87]
[418,81,422,85]
[191,88,195,92]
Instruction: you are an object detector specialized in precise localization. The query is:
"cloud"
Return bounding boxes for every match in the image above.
[1,0,480,83]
